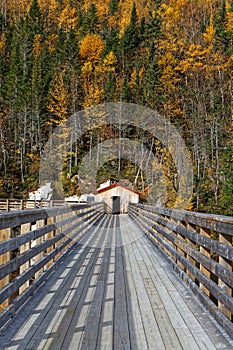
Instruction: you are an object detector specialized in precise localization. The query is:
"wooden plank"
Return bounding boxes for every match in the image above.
[127,213,232,348]
[132,238,182,349]
[19,222,31,294]
[121,218,165,349]
[66,215,112,350]
[140,205,233,235]
[36,215,109,350]
[113,217,131,349]
[33,219,46,279]
[133,211,233,316]
[1,213,233,350]
[218,233,232,320]
[0,227,11,311]
[141,238,218,349]
[25,247,100,349]
[122,234,149,349]
[136,220,232,350]
[96,249,115,349]
[138,208,233,261]
[80,245,112,348]
[96,215,116,349]
[174,237,233,288]
[24,246,92,349]
[0,209,105,332]
[0,204,96,231]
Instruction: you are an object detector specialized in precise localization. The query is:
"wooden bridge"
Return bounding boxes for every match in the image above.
[0,203,233,349]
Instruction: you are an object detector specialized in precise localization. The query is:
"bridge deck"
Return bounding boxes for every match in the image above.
[0,215,232,350]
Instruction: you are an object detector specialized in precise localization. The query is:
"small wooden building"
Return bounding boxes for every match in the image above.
[93,183,140,214]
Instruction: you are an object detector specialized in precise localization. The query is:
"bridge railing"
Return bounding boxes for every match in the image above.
[0,202,104,329]
[129,203,233,335]
[0,198,88,211]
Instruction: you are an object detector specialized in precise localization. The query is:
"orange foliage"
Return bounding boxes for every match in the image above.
[47,72,69,124]
[58,4,77,31]
[79,34,104,63]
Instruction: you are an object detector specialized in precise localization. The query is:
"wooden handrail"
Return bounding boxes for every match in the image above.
[0,202,105,329]
[128,203,233,337]
[0,198,89,212]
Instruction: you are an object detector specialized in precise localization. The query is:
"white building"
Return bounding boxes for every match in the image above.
[93,182,140,214]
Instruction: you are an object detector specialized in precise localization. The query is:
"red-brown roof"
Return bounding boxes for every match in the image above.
[93,182,140,195]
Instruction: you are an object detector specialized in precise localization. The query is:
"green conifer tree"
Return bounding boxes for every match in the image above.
[121,3,140,55]
[109,0,119,15]
[83,3,99,35]
[104,71,116,101]
[28,0,43,35]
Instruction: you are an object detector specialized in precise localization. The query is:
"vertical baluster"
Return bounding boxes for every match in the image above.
[45,213,56,269]
[33,218,45,279]
[0,227,11,311]
[6,199,9,212]
[186,223,198,282]
[218,233,232,320]
[19,222,31,294]
[174,219,186,272]
[199,227,211,297]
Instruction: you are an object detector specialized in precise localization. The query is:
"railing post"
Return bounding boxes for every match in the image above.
[6,199,9,212]
[33,218,45,279]
[199,227,211,297]
[19,223,31,294]
[0,227,11,311]
[218,233,232,320]
[186,223,198,282]
[174,219,186,271]
[46,214,56,268]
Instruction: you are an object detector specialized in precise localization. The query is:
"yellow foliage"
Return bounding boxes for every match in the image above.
[83,84,104,108]
[58,5,77,31]
[0,33,6,53]
[159,52,177,67]
[79,34,104,63]
[188,44,202,56]
[46,33,58,53]
[81,61,93,76]
[129,67,144,87]
[4,0,28,23]
[39,0,59,28]
[33,34,42,57]
[97,3,108,16]
[160,0,188,27]
[47,72,69,124]
[226,1,233,30]
[118,0,150,35]
[82,0,108,17]
[203,15,215,44]
[159,52,180,90]
[103,51,117,70]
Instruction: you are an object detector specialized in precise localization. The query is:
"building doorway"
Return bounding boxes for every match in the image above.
[112,196,120,214]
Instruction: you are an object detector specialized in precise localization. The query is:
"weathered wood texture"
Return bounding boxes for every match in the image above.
[0,199,87,212]
[0,215,232,349]
[0,202,105,327]
[128,203,233,337]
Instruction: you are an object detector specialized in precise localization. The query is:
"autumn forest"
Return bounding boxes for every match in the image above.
[0,0,232,215]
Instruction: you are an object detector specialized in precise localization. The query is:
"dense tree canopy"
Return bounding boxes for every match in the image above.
[0,0,232,214]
